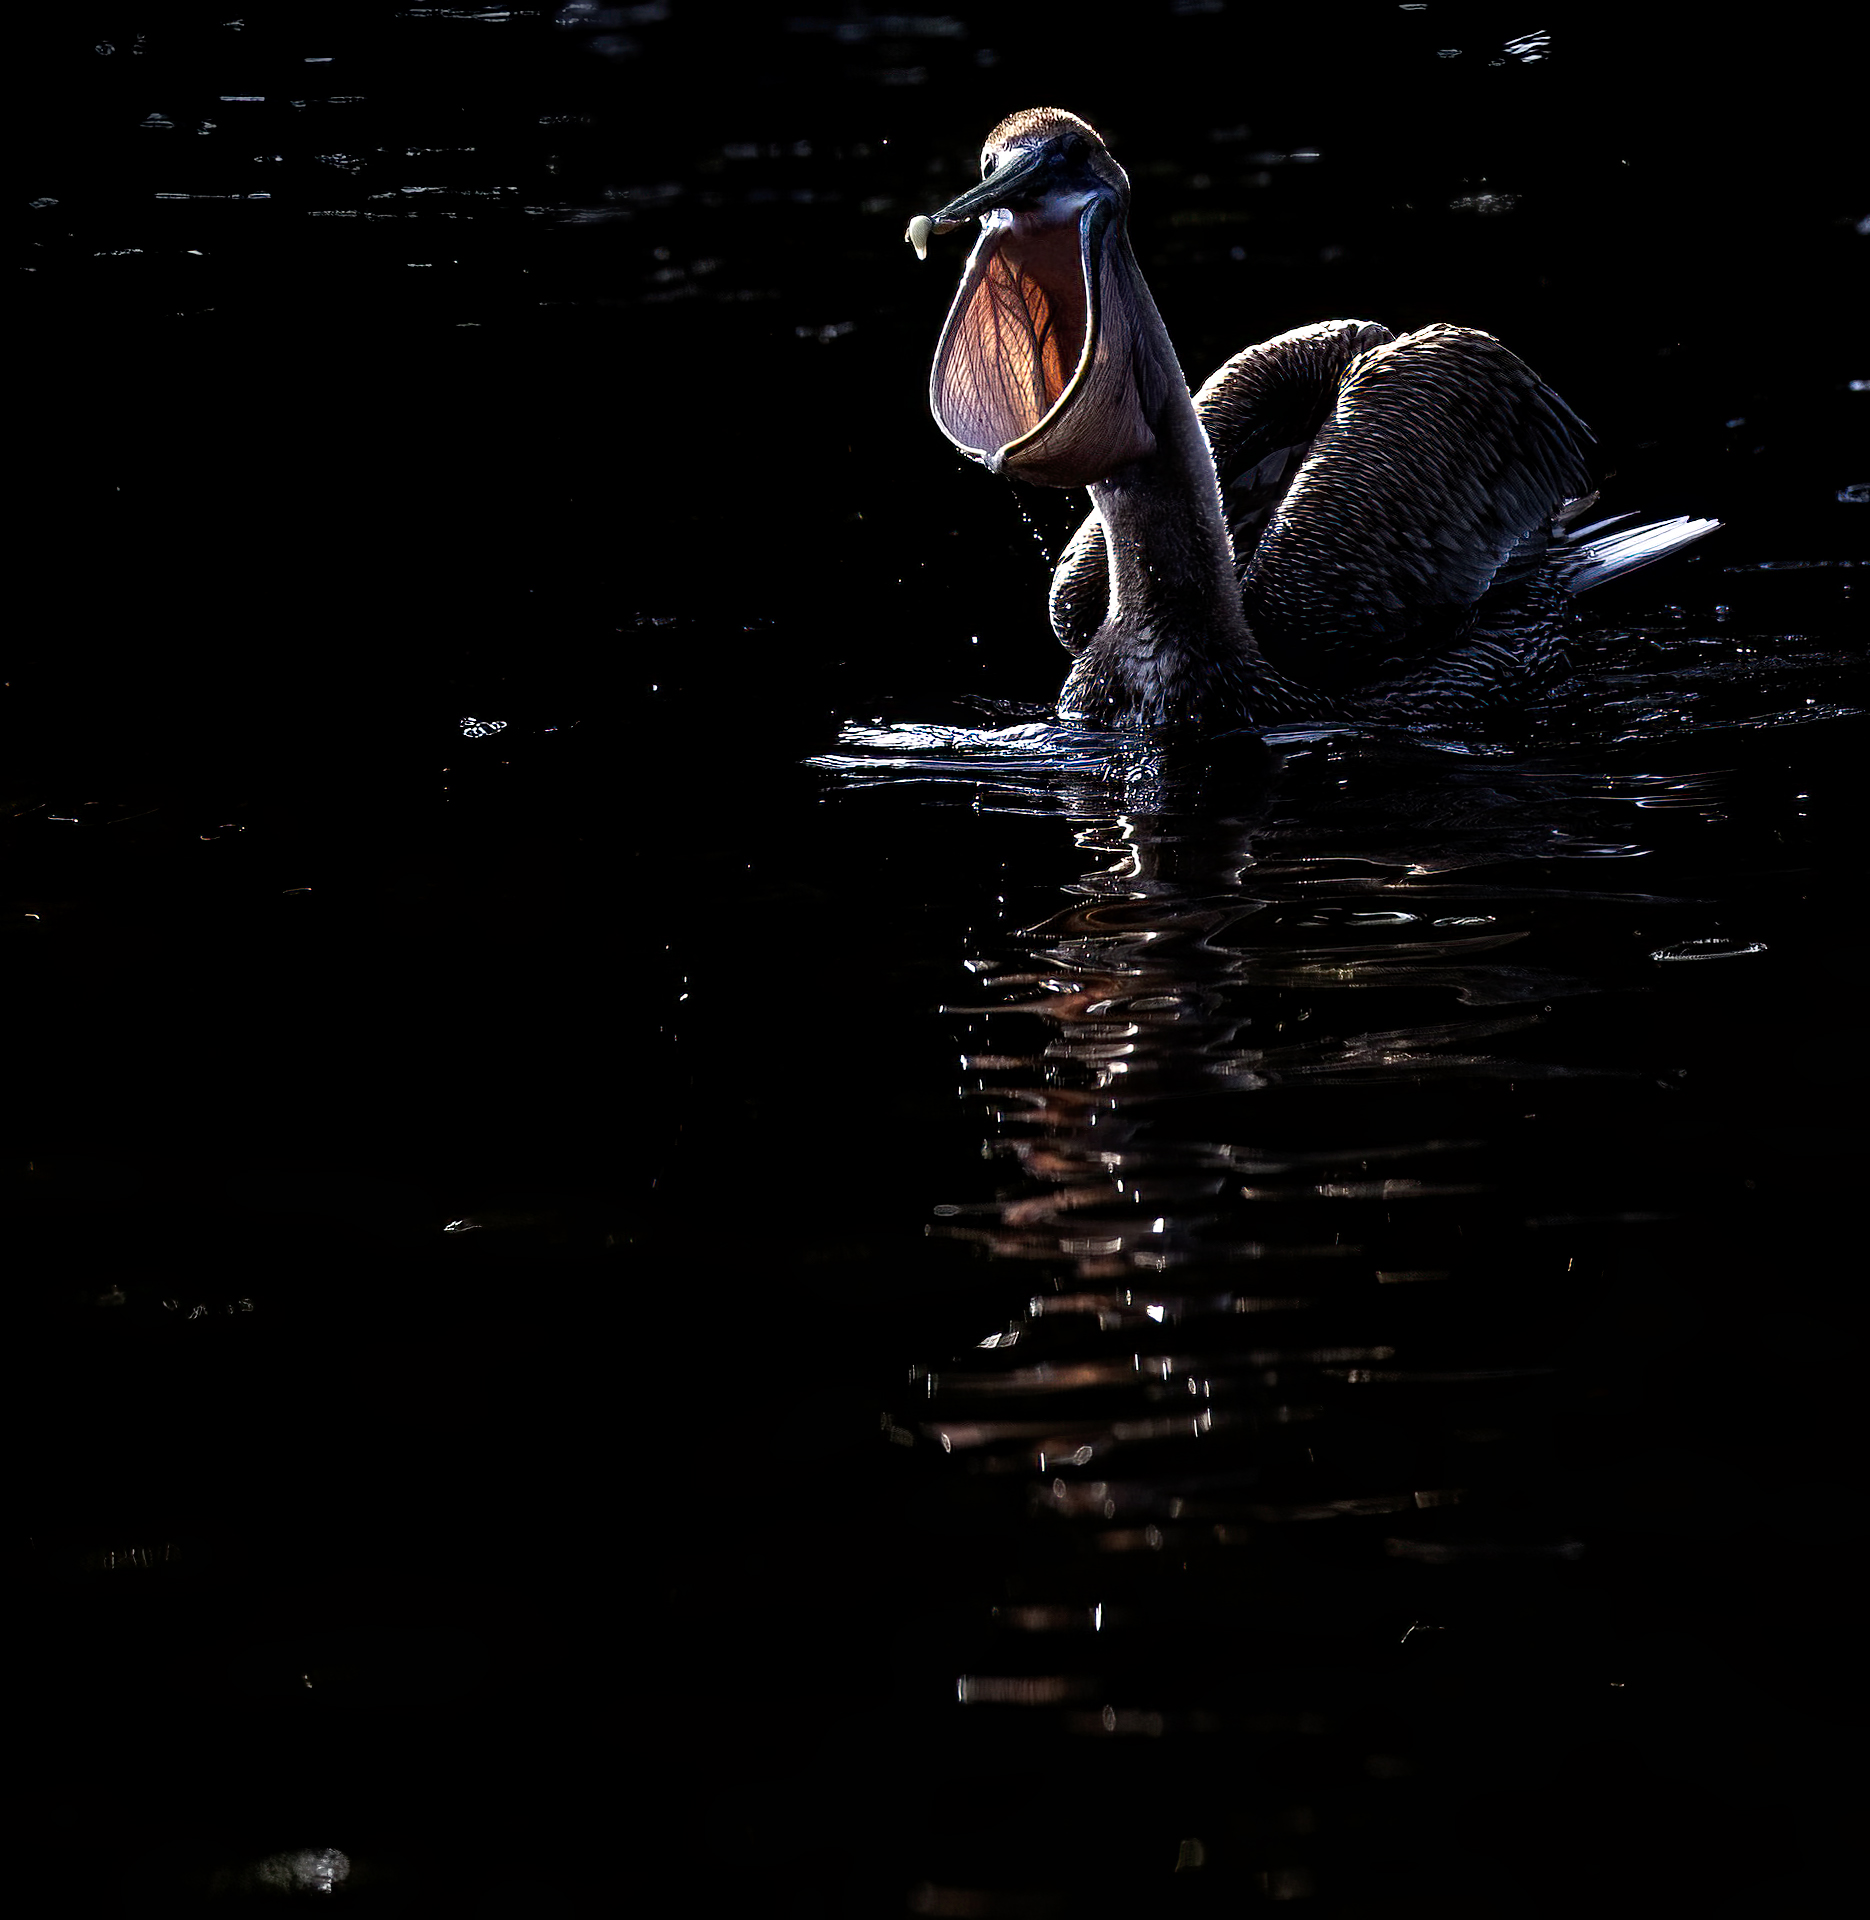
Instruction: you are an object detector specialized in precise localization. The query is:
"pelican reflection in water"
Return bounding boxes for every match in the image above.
[908,109,1715,728]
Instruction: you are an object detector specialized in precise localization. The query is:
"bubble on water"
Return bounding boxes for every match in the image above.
[1649,937,1766,962]
[211,1848,350,1895]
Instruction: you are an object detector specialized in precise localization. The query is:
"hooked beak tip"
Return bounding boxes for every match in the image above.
[905,213,933,261]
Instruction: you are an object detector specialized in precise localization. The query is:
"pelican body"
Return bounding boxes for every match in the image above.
[910,109,1710,728]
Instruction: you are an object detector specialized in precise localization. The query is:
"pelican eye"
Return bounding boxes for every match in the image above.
[981,152,998,177]
[1060,134,1087,162]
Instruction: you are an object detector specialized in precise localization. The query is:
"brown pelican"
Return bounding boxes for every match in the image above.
[907,108,1714,728]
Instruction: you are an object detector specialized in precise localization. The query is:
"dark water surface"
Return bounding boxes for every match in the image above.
[14,5,1867,1912]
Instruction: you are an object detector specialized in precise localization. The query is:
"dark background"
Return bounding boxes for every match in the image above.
[12,4,1865,1911]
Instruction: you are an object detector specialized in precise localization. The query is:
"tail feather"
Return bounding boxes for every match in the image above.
[1558,513,1721,593]
[1559,509,1641,542]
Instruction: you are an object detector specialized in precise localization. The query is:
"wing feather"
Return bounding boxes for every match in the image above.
[1244,324,1594,691]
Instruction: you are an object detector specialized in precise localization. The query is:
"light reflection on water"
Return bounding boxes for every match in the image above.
[812,655,1860,1907]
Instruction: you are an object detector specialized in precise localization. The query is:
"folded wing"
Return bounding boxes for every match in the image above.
[1244,324,1594,691]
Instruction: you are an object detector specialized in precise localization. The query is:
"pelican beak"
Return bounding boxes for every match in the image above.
[904,144,1057,259]
[907,144,1057,242]
[913,160,1159,487]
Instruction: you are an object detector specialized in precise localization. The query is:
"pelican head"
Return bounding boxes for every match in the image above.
[908,109,1166,488]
